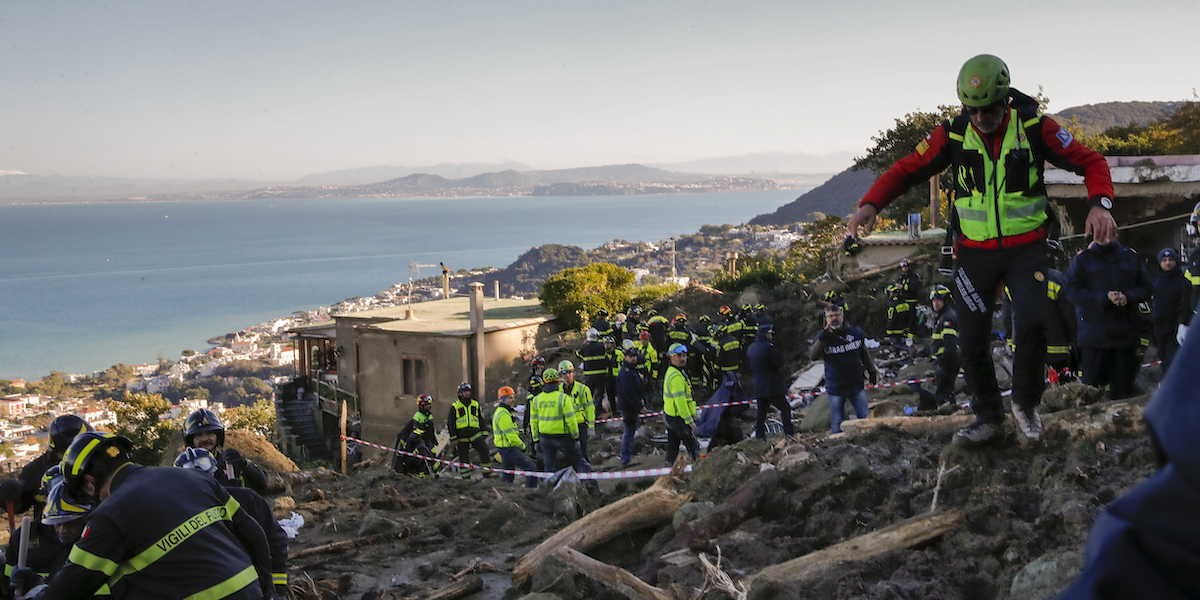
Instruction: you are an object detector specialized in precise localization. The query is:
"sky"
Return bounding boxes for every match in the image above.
[1,0,1197,181]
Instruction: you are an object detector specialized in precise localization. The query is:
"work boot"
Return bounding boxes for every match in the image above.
[1011,404,1043,442]
[952,421,1001,447]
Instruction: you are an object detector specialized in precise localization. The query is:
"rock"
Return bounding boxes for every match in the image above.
[777,450,813,471]
[800,394,831,433]
[273,496,296,519]
[672,501,716,529]
[839,454,871,478]
[870,400,905,417]
[357,510,402,537]
[1010,549,1084,599]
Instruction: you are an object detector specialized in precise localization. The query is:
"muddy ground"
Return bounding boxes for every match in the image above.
[274,380,1158,600]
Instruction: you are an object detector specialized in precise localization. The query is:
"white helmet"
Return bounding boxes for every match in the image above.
[586,328,599,341]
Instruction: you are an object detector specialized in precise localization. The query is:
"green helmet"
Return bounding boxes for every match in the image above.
[957,54,1010,107]
[541,368,560,383]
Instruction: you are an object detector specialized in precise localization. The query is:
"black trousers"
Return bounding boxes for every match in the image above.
[754,395,794,439]
[955,242,1049,424]
[1080,347,1140,399]
[1153,323,1181,373]
[664,415,698,465]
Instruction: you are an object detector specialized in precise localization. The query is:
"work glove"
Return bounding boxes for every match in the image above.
[868,371,879,386]
[11,566,44,597]
[0,479,22,508]
[221,449,248,472]
[1178,324,1188,345]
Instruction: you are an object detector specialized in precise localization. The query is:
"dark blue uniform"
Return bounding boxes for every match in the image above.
[36,465,272,600]
[1065,242,1153,399]
[747,332,793,439]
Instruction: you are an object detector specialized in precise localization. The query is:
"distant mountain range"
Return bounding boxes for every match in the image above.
[748,168,877,226]
[2,100,1185,203]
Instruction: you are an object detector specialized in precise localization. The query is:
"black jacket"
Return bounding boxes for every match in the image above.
[747,334,787,397]
[36,465,272,600]
[1152,265,1192,326]
[1065,242,1153,350]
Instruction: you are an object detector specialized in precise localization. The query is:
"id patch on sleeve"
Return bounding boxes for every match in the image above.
[1056,128,1074,148]
[916,133,932,155]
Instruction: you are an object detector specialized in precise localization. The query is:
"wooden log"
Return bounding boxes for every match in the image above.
[424,575,483,600]
[748,509,965,589]
[511,460,692,589]
[290,530,405,559]
[839,415,974,436]
[638,468,782,583]
[553,547,676,600]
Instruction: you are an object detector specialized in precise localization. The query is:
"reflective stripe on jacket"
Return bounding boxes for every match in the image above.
[491,405,525,450]
[949,108,1048,242]
[530,389,577,440]
[663,366,696,423]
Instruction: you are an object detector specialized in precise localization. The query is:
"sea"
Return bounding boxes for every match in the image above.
[0,189,808,381]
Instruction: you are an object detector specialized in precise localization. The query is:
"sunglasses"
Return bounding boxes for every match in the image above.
[964,102,1005,116]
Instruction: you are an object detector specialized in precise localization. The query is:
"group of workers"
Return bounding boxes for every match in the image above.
[0,410,283,600]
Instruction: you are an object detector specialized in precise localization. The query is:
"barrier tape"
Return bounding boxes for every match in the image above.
[343,435,692,480]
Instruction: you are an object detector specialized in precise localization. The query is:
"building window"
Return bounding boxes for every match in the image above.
[402,357,428,396]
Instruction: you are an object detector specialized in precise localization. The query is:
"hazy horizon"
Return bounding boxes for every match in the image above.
[2,1,1196,181]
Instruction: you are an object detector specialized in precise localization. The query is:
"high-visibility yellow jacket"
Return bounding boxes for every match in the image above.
[562,381,594,427]
[530,387,577,441]
[663,366,696,424]
[491,404,525,450]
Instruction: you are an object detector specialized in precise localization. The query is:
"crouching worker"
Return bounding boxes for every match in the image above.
[20,432,275,600]
[176,448,289,597]
[392,394,440,478]
[492,387,538,488]
[183,409,268,495]
[811,304,879,434]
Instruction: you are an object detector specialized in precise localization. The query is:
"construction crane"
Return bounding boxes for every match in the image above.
[407,260,439,304]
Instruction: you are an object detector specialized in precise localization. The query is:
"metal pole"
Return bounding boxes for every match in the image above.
[671,237,677,279]
[339,399,347,474]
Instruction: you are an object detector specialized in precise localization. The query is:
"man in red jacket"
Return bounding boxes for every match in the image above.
[847,54,1117,446]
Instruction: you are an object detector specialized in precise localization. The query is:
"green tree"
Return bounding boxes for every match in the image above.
[540,263,636,330]
[223,398,276,437]
[788,214,847,281]
[854,106,960,226]
[108,392,178,465]
[32,371,68,398]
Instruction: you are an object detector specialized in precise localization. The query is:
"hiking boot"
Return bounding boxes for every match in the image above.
[952,421,1001,447]
[1011,404,1043,441]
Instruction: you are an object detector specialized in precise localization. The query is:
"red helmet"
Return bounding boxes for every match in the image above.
[718,305,732,317]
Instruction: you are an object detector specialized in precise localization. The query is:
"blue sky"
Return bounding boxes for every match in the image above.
[1,0,1196,180]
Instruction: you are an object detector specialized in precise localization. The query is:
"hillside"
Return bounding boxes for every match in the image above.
[1051,100,1181,136]
[748,167,877,226]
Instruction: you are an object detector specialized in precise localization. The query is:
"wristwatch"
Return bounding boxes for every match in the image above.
[1090,196,1113,210]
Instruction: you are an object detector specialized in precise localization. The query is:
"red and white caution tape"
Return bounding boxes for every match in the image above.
[342,435,692,480]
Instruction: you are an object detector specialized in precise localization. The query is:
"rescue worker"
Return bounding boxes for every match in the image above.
[577,330,612,415]
[646,312,671,357]
[847,54,1116,446]
[1066,240,1153,400]
[3,474,69,599]
[175,448,289,597]
[611,313,627,346]
[447,383,492,478]
[910,285,961,410]
[23,432,274,600]
[1152,248,1192,372]
[662,343,699,465]
[823,290,849,313]
[747,323,794,440]
[622,306,644,342]
[522,376,543,441]
[898,257,922,305]
[715,325,742,378]
[810,304,879,434]
[885,283,914,344]
[0,415,92,520]
[634,330,660,383]
[591,309,614,340]
[1000,253,1078,379]
[529,369,586,474]
[616,341,647,467]
[492,387,537,488]
[183,408,268,494]
[1185,201,1200,329]
[392,394,439,477]
[605,336,622,413]
[668,314,692,346]
[557,361,594,466]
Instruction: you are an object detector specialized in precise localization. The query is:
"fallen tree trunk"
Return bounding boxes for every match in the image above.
[554,547,677,600]
[511,460,692,589]
[424,575,483,600]
[291,530,405,559]
[838,415,974,437]
[638,468,782,583]
[748,509,965,590]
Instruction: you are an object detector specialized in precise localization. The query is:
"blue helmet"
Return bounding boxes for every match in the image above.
[174,447,219,475]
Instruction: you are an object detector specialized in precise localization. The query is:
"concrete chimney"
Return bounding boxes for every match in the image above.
[469,282,485,400]
[494,280,500,300]
[443,271,451,300]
